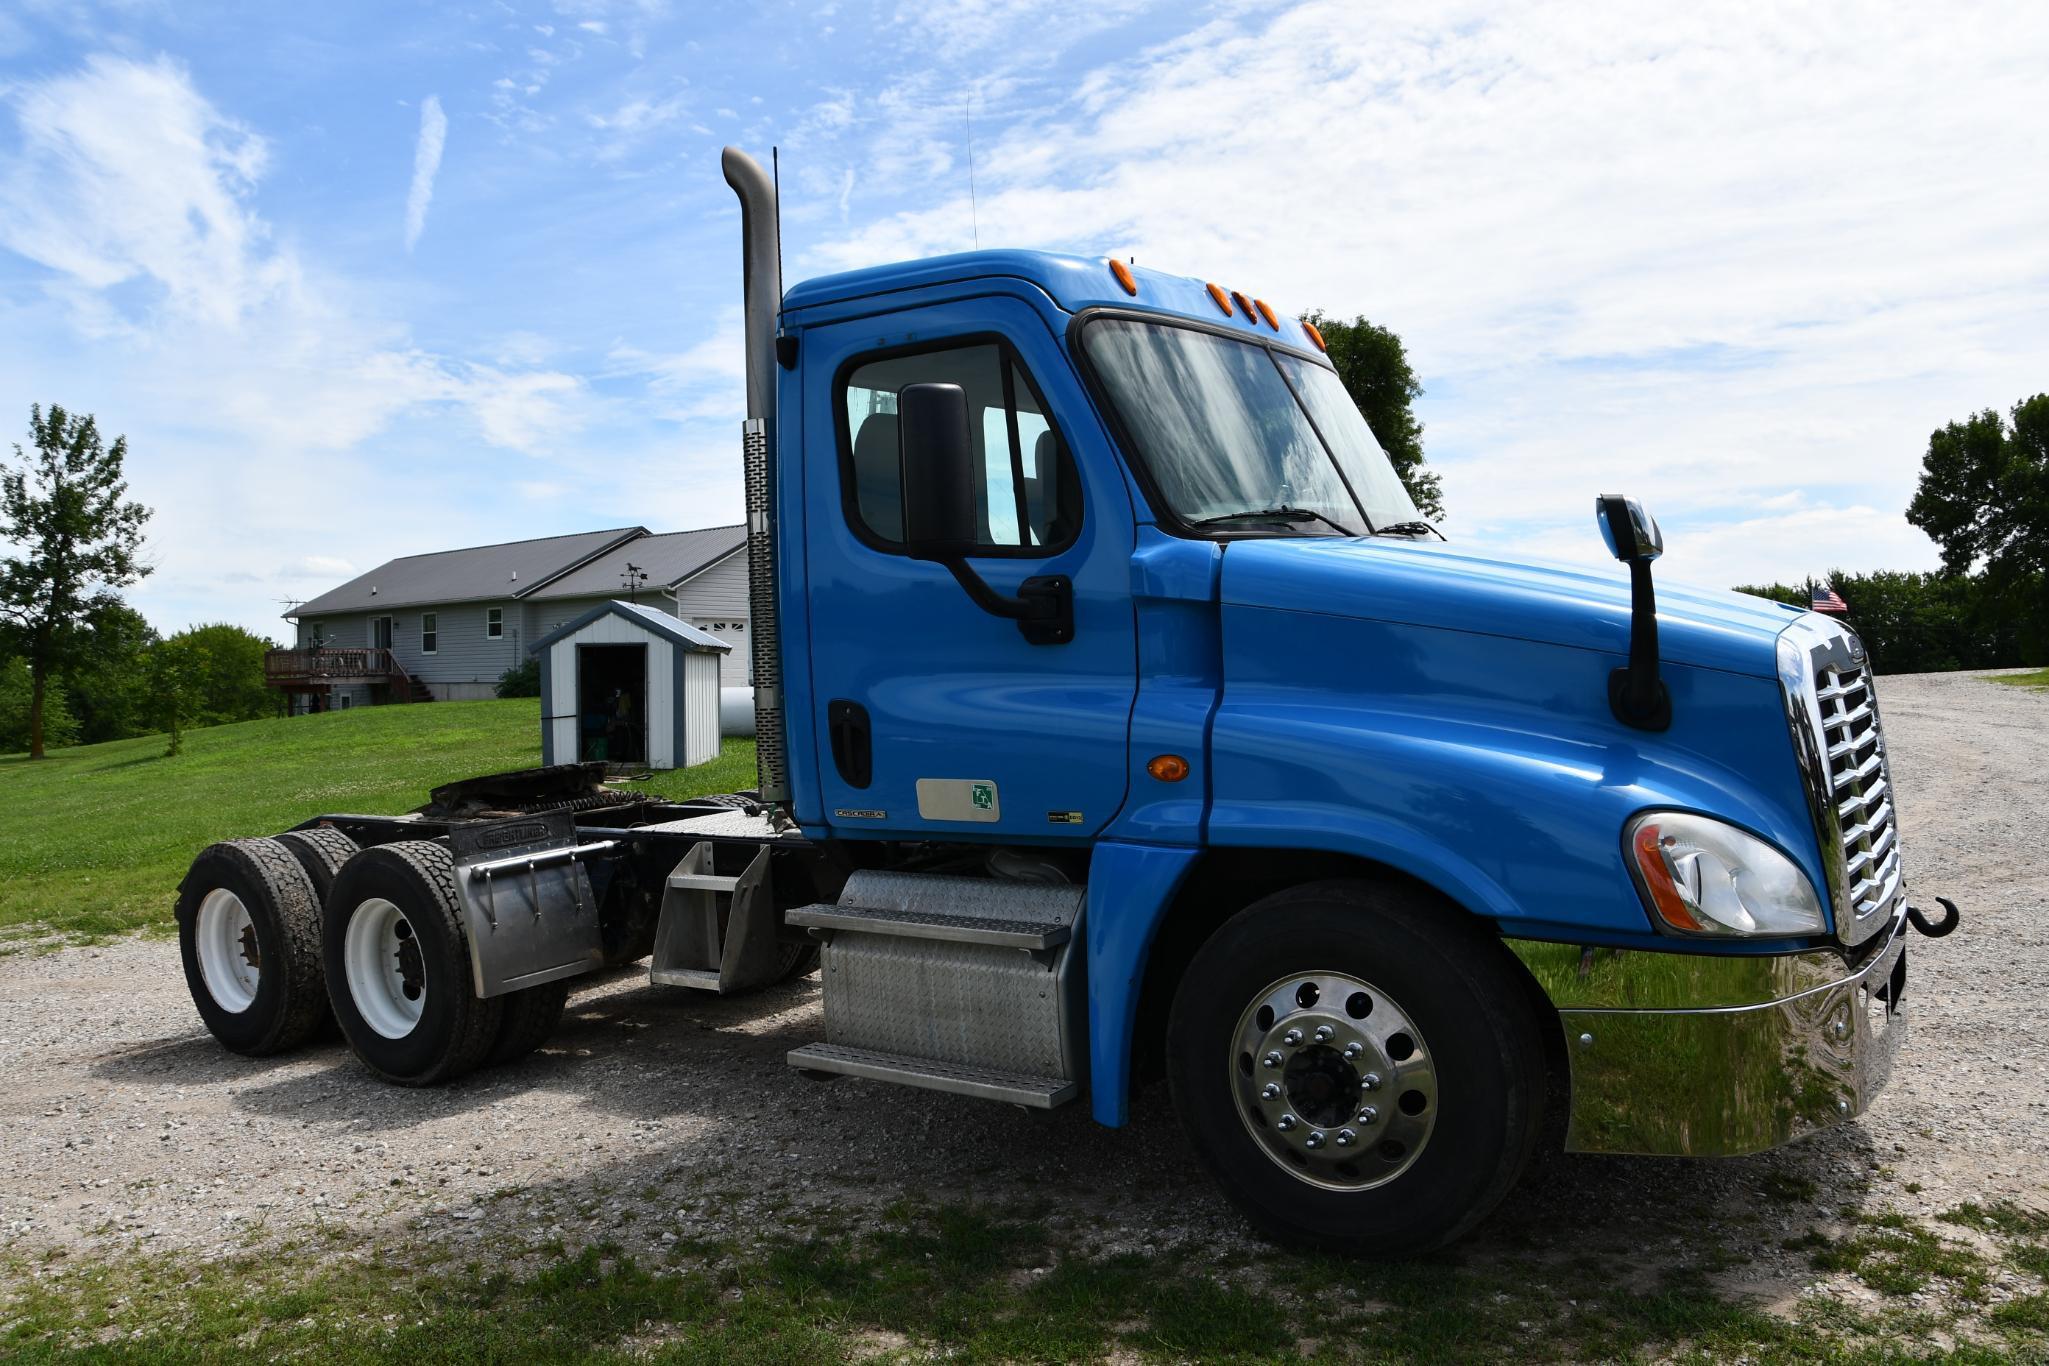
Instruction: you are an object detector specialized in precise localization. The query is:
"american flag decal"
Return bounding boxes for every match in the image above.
[1811,585,1849,614]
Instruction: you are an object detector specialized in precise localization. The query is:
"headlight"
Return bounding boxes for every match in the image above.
[1625,812,1827,938]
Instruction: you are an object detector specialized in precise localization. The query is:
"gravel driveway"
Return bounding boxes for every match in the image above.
[2,669,2043,1300]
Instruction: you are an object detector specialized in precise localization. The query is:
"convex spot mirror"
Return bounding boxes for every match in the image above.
[897,382,978,561]
[1596,494,1664,563]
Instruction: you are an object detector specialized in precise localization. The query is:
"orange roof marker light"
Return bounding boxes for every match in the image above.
[1254,299,1280,331]
[1205,282,1234,316]
[1109,258,1138,296]
[1303,320,1328,352]
[1231,290,1258,323]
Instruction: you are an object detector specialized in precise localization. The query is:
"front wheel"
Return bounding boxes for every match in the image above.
[1166,880,1546,1255]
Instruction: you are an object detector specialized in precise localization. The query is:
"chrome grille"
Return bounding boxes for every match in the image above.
[1813,662,1900,920]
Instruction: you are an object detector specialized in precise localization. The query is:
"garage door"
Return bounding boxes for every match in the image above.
[689,618,749,685]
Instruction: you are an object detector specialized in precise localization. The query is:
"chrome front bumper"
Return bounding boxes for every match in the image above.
[1508,907,1912,1157]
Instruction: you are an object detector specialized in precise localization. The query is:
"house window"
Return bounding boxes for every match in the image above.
[421,612,438,654]
[339,693,352,710]
[487,608,503,639]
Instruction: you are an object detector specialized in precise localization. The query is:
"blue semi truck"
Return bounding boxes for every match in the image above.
[174,147,1957,1254]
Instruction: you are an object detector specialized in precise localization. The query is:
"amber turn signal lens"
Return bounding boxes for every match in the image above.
[1631,821,1704,932]
[1206,282,1234,316]
[1146,754,1191,783]
[1303,321,1328,351]
[1109,259,1138,296]
[1255,299,1279,330]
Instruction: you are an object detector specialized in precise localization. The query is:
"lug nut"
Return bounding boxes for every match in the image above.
[1313,1024,1334,1043]
[1304,1130,1326,1149]
[1262,1051,1283,1069]
[1260,1082,1281,1101]
[1276,1114,1298,1132]
[1342,1042,1363,1060]
[1361,1072,1382,1092]
[1357,1106,1379,1126]
[1282,1028,1304,1047]
[1335,1128,1356,1147]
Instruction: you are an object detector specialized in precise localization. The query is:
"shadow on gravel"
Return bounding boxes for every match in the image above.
[85,1029,334,1083]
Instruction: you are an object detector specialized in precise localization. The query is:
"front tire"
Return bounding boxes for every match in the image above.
[1166,880,1546,1255]
[323,841,502,1086]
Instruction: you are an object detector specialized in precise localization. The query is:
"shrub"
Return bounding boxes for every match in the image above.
[496,659,541,699]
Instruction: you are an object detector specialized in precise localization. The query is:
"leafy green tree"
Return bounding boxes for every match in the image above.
[0,404,152,758]
[1908,394,2049,612]
[155,623,276,730]
[0,657,79,752]
[1300,311,1443,520]
[148,632,203,757]
[63,599,159,744]
[1735,568,2038,674]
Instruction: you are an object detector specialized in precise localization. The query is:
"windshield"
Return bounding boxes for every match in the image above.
[1081,318,1423,535]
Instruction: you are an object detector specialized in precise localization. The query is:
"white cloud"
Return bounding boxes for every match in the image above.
[403,95,446,251]
[0,56,585,633]
[807,0,2049,586]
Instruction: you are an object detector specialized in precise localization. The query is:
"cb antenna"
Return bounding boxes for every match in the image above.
[965,85,979,250]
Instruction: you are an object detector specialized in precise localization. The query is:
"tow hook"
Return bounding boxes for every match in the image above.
[1906,896,1960,939]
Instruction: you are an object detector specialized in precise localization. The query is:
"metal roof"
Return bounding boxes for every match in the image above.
[291,527,648,617]
[525,524,746,601]
[529,599,731,654]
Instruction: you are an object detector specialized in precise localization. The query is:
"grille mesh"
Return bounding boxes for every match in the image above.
[742,418,789,803]
[1814,662,1900,920]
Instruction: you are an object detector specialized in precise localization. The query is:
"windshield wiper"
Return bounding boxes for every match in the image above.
[1372,520,1442,540]
[1193,506,1356,536]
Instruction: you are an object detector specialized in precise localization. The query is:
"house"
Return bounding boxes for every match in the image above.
[271,524,751,712]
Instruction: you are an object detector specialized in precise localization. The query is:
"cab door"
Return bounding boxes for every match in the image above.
[801,295,1136,841]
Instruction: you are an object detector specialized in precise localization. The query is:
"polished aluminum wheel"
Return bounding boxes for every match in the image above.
[195,888,261,1013]
[1231,971,1438,1190]
[343,897,426,1040]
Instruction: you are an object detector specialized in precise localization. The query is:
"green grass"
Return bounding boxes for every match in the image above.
[0,700,758,938]
[13,1201,2027,1364]
[1991,668,2049,689]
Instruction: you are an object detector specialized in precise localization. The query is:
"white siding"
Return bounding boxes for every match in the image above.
[676,552,751,687]
[683,650,722,766]
[546,639,578,765]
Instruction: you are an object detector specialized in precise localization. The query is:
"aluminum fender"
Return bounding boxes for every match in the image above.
[1207,606,1827,946]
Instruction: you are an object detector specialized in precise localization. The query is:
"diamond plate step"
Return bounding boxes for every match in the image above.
[787,1042,1077,1107]
[785,902,1069,950]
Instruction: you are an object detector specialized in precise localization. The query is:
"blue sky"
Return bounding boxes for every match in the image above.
[3,0,2046,637]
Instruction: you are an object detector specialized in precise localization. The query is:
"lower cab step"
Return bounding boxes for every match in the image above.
[787,1042,1077,1108]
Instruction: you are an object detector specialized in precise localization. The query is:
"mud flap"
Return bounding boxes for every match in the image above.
[449,811,610,998]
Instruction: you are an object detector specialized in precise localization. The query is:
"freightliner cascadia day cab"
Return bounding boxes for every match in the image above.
[174,148,1960,1254]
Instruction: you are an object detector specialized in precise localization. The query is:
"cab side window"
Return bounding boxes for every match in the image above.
[841,340,1080,555]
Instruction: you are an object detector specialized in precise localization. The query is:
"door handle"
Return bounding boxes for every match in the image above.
[827,699,872,788]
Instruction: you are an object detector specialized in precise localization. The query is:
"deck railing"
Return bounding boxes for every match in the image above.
[263,647,409,687]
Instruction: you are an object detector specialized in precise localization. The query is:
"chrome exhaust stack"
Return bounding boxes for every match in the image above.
[721,147,789,807]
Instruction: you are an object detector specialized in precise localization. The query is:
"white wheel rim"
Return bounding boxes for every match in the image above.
[344,897,426,1040]
[195,888,261,1013]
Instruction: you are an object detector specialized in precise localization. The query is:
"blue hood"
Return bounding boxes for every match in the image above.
[1219,536,1800,678]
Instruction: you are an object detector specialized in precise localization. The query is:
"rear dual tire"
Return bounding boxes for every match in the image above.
[177,839,330,1057]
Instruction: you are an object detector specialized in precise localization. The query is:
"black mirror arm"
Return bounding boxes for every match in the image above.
[926,554,1074,646]
[1609,558,1671,730]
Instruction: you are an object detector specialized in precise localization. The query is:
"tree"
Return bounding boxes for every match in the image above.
[154,623,276,733]
[149,632,204,757]
[1300,311,1443,520]
[496,658,541,698]
[0,405,152,759]
[0,657,79,753]
[1908,393,2049,597]
[63,599,159,744]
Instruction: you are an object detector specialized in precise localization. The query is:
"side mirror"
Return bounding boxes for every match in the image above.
[1595,494,1663,563]
[1593,493,1670,730]
[897,382,978,561]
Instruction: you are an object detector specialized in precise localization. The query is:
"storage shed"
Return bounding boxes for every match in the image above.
[533,600,729,770]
